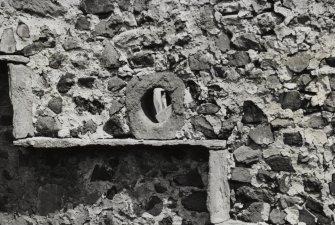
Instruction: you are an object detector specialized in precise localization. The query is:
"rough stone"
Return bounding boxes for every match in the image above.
[242,101,267,124]
[265,155,295,172]
[190,116,217,139]
[236,186,275,204]
[228,51,250,67]
[189,52,211,71]
[181,191,207,212]
[16,22,30,39]
[269,208,287,225]
[75,16,91,31]
[215,33,231,52]
[286,52,311,73]
[36,116,60,137]
[62,38,80,51]
[0,28,16,54]
[174,169,204,187]
[233,146,261,164]
[271,118,295,130]
[49,53,67,69]
[304,114,328,128]
[0,55,29,64]
[80,0,114,15]
[22,42,45,56]
[231,167,252,183]
[10,0,66,17]
[283,132,303,147]
[146,196,163,216]
[101,42,121,69]
[78,77,96,88]
[324,92,335,112]
[90,165,112,181]
[8,64,34,139]
[82,120,98,135]
[196,103,220,115]
[303,177,322,193]
[37,184,64,216]
[130,51,155,68]
[249,125,274,145]
[57,73,76,94]
[109,100,123,116]
[299,208,317,225]
[279,91,302,111]
[232,33,264,51]
[74,97,104,115]
[107,77,126,92]
[219,119,235,139]
[103,116,126,138]
[241,202,270,223]
[48,97,63,114]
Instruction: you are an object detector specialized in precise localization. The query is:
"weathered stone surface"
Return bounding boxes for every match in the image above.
[231,167,252,183]
[236,186,275,204]
[242,101,267,124]
[36,116,60,137]
[303,177,321,193]
[78,77,96,88]
[249,125,274,145]
[304,115,328,128]
[286,52,311,73]
[232,33,264,51]
[271,118,295,129]
[37,184,64,216]
[75,16,91,31]
[191,116,217,139]
[74,97,104,115]
[196,103,220,115]
[62,38,80,51]
[265,155,295,172]
[219,119,235,139]
[174,169,204,187]
[107,77,126,92]
[109,100,123,116]
[299,208,317,225]
[126,72,185,140]
[181,191,207,212]
[90,165,112,181]
[215,33,231,52]
[130,51,155,68]
[49,53,67,69]
[0,28,16,54]
[279,91,302,111]
[0,55,29,64]
[241,202,270,223]
[324,92,335,112]
[16,22,30,39]
[283,132,303,147]
[207,150,230,224]
[269,208,286,224]
[228,51,250,67]
[22,42,45,56]
[8,64,34,139]
[80,0,114,15]
[103,116,126,138]
[48,97,63,114]
[189,52,211,71]
[10,0,66,17]
[233,146,261,164]
[57,73,76,94]
[81,120,97,135]
[146,196,163,216]
[101,42,121,69]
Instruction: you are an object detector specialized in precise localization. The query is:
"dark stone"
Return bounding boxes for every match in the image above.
[242,100,267,124]
[236,186,275,204]
[62,38,80,51]
[37,184,64,216]
[265,155,295,172]
[304,177,322,193]
[49,53,67,69]
[231,167,252,183]
[146,196,163,216]
[305,114,328,128]
[227,51,250,67]
[232,33,264,51]
[57,73,76,94]
[90,165,113,181]
[103,116,126,137]
[94,14,123,38]
[130,52,155,68]
[257,170,277,183]
[269,209,286,225]
[75,16,91,31]
[279,91,302,111]
[36,116,59,137]
[106,186,118,200]
[22,42,44,56]
[186,80,201,100]
[286,52,311,73]
[109,100,123,116]
[181,191,207,212]
[299,208,317,225]
[16,22,30,39]
[198,5,216,33]
[305,197,324,215]
[330,182,335,195]
[219,119,235,139]
[80,0,114,15]
[101,42,121,68]
[325,57,335,67]
[159,217,173,225]
[10,0,66,17]
[325,92,335,112]
[167,197,177,209]
[174,169,204,187]
[278,174,291,193]
[249,125,274,145]
[241,202,270,223]
[196,103,220,115]
[233,146,261,164]
[107,77,126,92]
[189,52,211,71]
[330,77,335,91]
[134,0,149,12]
[48,97,63,114]
[283,132,303,147]
[78,77,96,88]
[154,183,167,193]
[81,119,98,134]
[215,32,230,52]
[190,116,217,139]
[74,97,104,115]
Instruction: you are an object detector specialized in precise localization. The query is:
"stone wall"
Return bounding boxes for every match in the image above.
[1,0,335,224]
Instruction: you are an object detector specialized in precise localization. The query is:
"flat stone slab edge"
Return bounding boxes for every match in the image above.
[13,137,227,149]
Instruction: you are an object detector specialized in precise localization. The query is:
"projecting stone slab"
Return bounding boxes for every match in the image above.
[207,150,230,224]
[8,64,34,139]
[0,55,29,64]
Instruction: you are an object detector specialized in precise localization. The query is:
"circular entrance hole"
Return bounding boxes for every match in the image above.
[141,88,172,123]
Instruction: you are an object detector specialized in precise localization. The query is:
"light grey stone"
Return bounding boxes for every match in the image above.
[0,28,16,54]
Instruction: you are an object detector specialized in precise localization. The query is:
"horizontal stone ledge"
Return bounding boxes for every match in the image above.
[13,137,227,149]
[215,220,256,225]
[0,55,29,64]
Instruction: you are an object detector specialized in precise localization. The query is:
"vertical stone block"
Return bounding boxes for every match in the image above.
[8,64,34,139]
[207,150,230,224]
